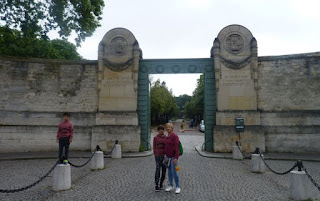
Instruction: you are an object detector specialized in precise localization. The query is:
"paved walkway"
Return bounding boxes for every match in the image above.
[0,120,320,200]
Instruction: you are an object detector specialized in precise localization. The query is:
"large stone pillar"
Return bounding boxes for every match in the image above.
[211,25,264,152]
[92,28,142,152]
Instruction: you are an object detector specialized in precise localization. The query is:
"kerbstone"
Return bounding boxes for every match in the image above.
[232,146,243,160]
[289,170,312,200]
[112,144,122,158]
[90,151,104,170]
[251,154,266,173]
[52,164,71,191]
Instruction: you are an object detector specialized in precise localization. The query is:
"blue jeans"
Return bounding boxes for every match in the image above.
[168,157,180,187]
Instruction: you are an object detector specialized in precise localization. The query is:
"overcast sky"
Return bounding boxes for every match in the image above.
[74,0,320,96]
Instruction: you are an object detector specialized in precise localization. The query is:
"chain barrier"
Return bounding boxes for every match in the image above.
[68,149,97,168]
[104,140,118,155]
[0,160,59,193]
[302,164,320,192]
[68,141,118,168]
[236,141,251,159]
[0,142,118,193]
[259,154,297,175]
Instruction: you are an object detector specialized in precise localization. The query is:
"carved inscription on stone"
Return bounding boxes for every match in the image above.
[221,71,251,86]
[221,79,251,87]
[102,77,131,87]
[110,37,128,56]
[225,34,245,54]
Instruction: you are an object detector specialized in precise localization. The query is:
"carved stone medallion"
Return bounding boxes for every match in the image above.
[188,65,197,73]
[172,65,181,73]
[140,65,148,73]
[156,65,164,73]
[110,37,128,56]
[225,33,245,54]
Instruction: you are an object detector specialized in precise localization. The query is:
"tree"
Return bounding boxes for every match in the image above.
[184,74,204,124]
[0,26,82,60]
[175,94,191,118]
[151,80,179,125]
[0,0,105,46]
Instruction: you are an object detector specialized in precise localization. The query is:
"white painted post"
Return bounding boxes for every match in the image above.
[232,146,243,160]
[52,164,71,191]
[251,154,266,173]
[112,144,122,159]
[289,170,312,200]
[90,151,104,170]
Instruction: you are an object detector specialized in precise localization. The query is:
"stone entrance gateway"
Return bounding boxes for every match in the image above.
[2,24,318,153]
[98,24,260,152]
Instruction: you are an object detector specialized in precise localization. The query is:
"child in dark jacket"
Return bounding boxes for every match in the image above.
[153,125,167,192]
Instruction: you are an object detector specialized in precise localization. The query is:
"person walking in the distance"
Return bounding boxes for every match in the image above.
[164,123,181,194]
[56,112,74,164]
[153,125,167,192]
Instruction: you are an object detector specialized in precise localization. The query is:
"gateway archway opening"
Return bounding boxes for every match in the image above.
[138,58,216,152]
[149,73,205,153]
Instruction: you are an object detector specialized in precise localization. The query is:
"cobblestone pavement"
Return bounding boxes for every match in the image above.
[1,121,320,200]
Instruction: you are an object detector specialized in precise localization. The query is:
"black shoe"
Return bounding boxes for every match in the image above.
[159,184,164,190]
[155,185,160,192]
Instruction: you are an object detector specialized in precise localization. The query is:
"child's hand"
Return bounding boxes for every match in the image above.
[56,139,59,143]
[173,158,178,165]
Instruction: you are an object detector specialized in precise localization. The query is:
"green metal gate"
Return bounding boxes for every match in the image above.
[138,58,216,152]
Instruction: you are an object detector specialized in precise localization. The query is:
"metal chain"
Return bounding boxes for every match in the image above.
[68,141,117,168]
[68,150,96,168]
[104,141,117,155]
[237,144,251,159]
[302,165,320,192]
[259,154,297,175]
[0,160,59,193]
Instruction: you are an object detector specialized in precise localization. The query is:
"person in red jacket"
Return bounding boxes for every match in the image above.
[56,112,74,163]
[164,122,180,194]
[153,125,167,192]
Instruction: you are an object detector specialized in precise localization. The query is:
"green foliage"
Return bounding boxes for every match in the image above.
[151,80,179,124]
[176,94,191,109]
[0,26,82,60]
[139,143,146,152]
[0,0,105,46]
[175,94,191,118]
[184,74,204,122]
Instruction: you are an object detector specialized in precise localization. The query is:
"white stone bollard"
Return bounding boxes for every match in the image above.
[112,144,122,159]
[90,151,104,170]
[289,170,312,200]
[52,164,71,191]
[251,154,266,173]
[232,146,243,160]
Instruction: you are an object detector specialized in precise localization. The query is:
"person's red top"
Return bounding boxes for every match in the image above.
[153,133,166,156]
[165,132,180,159]
[56,121,74,141]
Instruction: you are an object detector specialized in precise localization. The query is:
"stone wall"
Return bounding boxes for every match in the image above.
[0,56,140,153]
[258,53,320,153]
[213,52,320,153]
[258,53,320,111]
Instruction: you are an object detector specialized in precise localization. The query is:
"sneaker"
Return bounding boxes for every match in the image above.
[175,187,181,194]
[63,159,68,165]
[155,185,160,192]
[165,186,174,192]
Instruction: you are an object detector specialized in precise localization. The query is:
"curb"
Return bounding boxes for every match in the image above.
[195,146,320,162]
[0,151,153,161]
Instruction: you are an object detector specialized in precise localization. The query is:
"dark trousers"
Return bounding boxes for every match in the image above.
[155,155,166,186]
[59,137,70,162]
